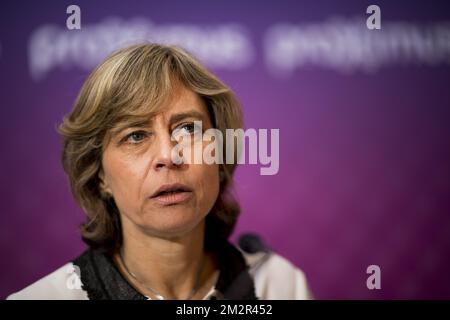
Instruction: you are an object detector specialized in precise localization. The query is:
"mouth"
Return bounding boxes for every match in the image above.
[150,183,193,206]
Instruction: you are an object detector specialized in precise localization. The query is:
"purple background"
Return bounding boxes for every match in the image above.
[1,0,450,299]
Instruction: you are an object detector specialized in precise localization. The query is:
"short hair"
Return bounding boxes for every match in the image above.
[59,43,244,252]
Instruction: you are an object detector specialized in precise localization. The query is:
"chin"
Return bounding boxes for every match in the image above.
[142,208,205,238]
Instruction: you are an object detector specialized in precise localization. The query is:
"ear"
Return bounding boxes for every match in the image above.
[98,169,112,197]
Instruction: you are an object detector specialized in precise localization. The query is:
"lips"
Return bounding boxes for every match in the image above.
[150,183,193,205]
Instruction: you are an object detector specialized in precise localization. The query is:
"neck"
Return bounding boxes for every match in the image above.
[115,217,216,299]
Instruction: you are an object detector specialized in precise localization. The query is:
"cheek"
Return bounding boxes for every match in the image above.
[102,150,147,203]
[194,164,220,213]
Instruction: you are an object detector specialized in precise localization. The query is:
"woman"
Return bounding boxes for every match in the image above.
[8,43,311,300]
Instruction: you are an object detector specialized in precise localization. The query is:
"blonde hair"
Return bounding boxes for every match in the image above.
[59,43,243,252]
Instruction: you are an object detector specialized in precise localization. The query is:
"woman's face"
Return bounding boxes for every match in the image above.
[99,85,220,238]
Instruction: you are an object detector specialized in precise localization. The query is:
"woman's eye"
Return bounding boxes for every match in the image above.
[180,123,196,133]
[172,122,201,139]
[124,131,148,143]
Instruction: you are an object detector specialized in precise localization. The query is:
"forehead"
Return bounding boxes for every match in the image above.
[149,86,211,128]
[162,85,207,115]
[107,84,211,136]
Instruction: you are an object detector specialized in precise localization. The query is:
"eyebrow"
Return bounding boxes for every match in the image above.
[169,110,207,125]
[109,118,152,137]
[110,110,207,136]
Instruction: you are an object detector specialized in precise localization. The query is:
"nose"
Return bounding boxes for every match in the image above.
[153,131,179,170]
